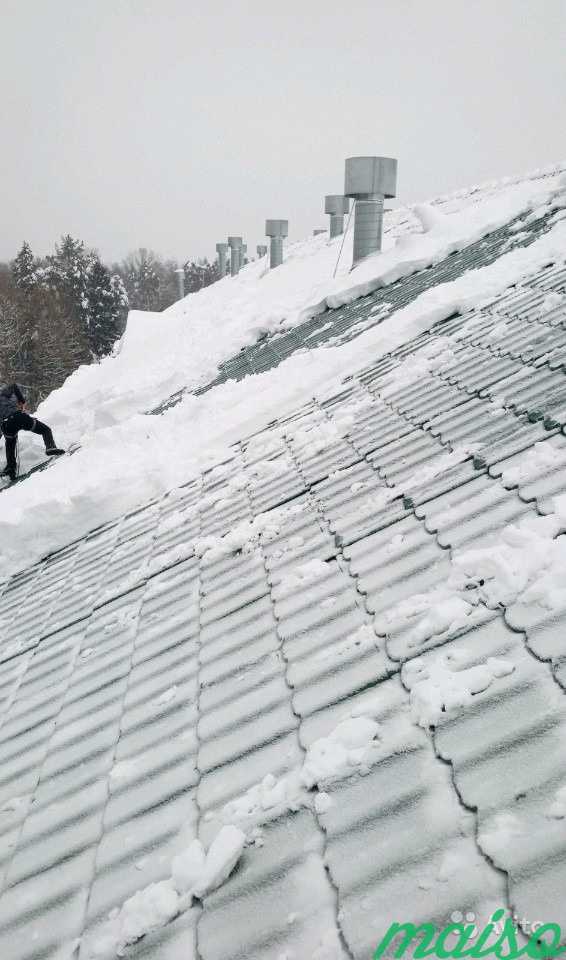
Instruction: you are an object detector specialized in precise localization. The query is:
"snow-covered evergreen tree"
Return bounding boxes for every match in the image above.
[3,235,127,406]
[136,254,161,310]
[44,235,89,321]
[183,257,218,294]
[117,249,161,311]
[11,241,37,290]
[85,257,128,357]
[42,236,128,359]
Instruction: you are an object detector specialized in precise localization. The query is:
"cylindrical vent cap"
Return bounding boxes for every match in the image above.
[345,157,397,199]
[265,220,288,238]
[324,195,350,216]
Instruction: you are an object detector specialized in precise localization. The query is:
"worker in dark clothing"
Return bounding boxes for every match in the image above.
[0,383,64,483]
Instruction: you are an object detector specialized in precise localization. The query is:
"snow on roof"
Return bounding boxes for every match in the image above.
[2,168,566,577]
[1,166,566,958]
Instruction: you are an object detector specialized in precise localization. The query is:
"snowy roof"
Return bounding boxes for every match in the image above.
[152,202,555,409]
[1,169,566,959]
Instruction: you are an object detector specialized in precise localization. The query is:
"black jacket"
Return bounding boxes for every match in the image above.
[0,384,26,428]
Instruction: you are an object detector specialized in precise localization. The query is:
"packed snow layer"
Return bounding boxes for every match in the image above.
[1,170,566,575]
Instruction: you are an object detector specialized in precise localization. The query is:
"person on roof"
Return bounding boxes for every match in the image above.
[0,382,64,483]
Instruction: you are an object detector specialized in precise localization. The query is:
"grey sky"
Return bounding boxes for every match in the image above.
[1,0,565,265]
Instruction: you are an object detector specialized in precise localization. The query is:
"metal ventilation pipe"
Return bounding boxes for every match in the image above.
[256,244,267,258]
[227,236,243,276]
[344,157,397,266]
[324,195,351,238]
[174,267,185,300]
[265,220,288,269]
[216,243,229,277]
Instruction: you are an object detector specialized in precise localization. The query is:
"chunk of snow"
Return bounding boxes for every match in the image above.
[453,513,566,609]
[171,838,206,894]
[499,440,564,488]
[402,651,515,727]
[192,825,245,898]
[479,812,525,860]
[301,717,381,787]
[87,879,179,957]
[88,827,244,958]
[194,509,283,562]
[382,585,474,647]
[389,510,566,668]
[222,771,306,826]
[277,559,330,596]
[221,713,383,838]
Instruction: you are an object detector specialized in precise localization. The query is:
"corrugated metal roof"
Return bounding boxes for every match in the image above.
[0,223,566,958]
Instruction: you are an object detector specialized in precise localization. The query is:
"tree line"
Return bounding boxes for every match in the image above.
[0,238,219,408]
[116,248,219,312]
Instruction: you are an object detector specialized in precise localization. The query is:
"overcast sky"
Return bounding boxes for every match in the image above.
[1,0,565,265]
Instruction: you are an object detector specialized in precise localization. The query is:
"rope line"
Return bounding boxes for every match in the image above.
[332,200,355,279]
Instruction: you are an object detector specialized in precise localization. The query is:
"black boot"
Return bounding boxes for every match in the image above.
[1,466,17,483]
[43,427,65,456]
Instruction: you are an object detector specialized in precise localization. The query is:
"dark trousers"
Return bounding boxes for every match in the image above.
[1,411,55,473]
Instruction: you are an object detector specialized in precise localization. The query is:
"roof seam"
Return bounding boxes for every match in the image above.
[248,433,358,960]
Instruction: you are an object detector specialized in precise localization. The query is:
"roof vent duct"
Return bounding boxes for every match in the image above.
[265,220,288,269]
[344,157,397,266]
[216,243,229,277]
[256,244,267,259]
[174,267,185,300]
[227,236,243,276]
[324,195,350,238]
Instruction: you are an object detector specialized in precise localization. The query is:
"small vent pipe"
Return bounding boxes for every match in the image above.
[265,220,288,269]
[227,236,243,276]
[324,195,350,238]
[256,244,267,258]
[216,243,229,277]
[174,267,185,300]
[344,157,397,266]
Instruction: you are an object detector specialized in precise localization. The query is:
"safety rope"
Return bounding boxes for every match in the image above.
[332,200,356,279]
